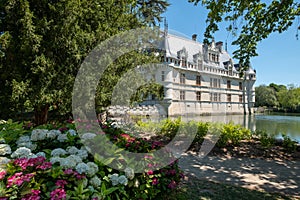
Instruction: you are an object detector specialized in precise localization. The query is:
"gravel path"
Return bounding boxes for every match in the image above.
[179,152,300,197]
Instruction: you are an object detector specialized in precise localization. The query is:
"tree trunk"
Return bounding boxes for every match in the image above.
[34,105,49,125]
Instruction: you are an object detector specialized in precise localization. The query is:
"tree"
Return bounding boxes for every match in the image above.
[255,85,279,107]
[0,0,169,124]
[188,0,300,70]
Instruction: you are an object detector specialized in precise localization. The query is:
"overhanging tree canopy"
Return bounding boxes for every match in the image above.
[189,0,300,69]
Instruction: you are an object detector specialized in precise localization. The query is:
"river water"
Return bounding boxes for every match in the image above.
[175,113,300,142]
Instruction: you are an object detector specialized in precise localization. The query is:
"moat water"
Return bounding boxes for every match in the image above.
[175,113,300,142]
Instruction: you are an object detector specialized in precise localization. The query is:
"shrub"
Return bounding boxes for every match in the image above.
[282,134,297,152]
[254,130,275,148]
[0,119,183,199]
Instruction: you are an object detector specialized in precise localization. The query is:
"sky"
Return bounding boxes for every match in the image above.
[162,1,300,87]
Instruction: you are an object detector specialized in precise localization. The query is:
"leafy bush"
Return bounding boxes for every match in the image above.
[254,130,275,148]
[0,119,183,199]
[282,134,297,152]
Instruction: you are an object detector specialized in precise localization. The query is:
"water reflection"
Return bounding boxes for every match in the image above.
[175,114,300,142]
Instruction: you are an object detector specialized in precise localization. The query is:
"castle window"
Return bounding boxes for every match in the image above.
[227,80,231,89]
[161,71,165,81]
[180,73,185,84]
[227,94,231,102]
[196,75,201,86]
[182,59,187,67]
[239,82,243,90]
[180,91,185,100]
[196,91,201,101]
[239,95,243,103]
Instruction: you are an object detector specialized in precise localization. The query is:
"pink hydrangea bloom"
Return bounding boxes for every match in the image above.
[0,171,6,180]
[50,188,66,200]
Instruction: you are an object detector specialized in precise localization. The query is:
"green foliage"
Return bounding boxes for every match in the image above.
[255,85,279,107]
[282,134,297,152]
[189,0,300,69]
[159,118,181,139]
[0,0,169,124]
[217,122,251,147]
[254,130,275,148]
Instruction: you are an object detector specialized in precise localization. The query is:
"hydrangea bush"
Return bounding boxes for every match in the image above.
[0,119,183,199]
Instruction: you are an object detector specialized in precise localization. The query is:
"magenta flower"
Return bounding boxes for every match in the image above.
[147,170,154,175]
[56,180,68,188]
[36,162,52,170]
[167,180,177,189]
[152,178,159,185]
[7,172,34,188]
[50,188,66,200]
[21,189,41,200]
[0,171,6,180]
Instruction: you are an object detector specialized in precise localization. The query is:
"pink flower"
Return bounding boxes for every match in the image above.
[0,171,6,180]
[167,180,177,189]
[63,169,73,175]
[36,162,52,170]
[21,189,41,200]
[152,178,159,185]
[167,169,177,176]
[50,188,66,200]
[56,180,68,188]
[7,172,34,188]
[147,170,154,175]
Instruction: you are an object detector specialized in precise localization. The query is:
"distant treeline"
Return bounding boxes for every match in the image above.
[255,83,300,112]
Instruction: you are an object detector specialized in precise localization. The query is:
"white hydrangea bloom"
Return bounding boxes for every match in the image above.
[88,186,95,193]
[36,152,46,158]
[89,175,102,187]
[66,155,82,164]
[50,157,62,164]
[16,136,31,144]
[31,129,48,141]
[75,162,90,174]
[28,154,38,159]
[46,130,60,140]
[0,157,10,166]
[51,148,67,157]
[57,133,68,143]
[76,149,88,160]
[86,162,99,177]
[60,157,77,169]
[109,173,119,186]
[118,175,128,186]
[0,144,11,156]
[81,133,97,140]
[66,146,79,155]
[124,167,135,180]
[68,129,77,136]
[11,147,33,158]
[17,141,37,151]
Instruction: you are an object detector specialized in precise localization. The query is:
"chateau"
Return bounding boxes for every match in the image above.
[141,31,256,116]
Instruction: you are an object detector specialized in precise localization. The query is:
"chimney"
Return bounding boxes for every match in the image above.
[192,34,197,41]
[216,41,223,52]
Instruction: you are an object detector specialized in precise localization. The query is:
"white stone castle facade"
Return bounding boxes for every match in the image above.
[141,31,256,116]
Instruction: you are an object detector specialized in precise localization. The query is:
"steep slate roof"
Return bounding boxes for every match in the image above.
[163,33,238,71]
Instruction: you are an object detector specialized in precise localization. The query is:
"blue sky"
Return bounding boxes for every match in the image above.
[162,1,300,87]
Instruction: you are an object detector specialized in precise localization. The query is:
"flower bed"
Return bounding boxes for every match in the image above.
[0,120,183,199]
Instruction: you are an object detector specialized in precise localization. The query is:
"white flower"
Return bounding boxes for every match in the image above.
[11,147,33,158]
[57,133,68,143]
[31,129,48,141]
[46,130,60,140]
[124,167,135,180]
[0,157,10,166]
[76,162,89,174]
[67,155,82,164]
[68,129,77,136]
[50,157,62,164]
[60,157,77,169]
[76,149,88,160]
[67,146,79,155]
[0,120,7,124]
[36,152,46,158]
[86,162,98,177]
[51,148,67,157]
[118,175,128,186]
[109,173,119,186]
[81,133,97,140]
[16,136,30,144]
[0,144,11,156]
[89,175,102,187]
